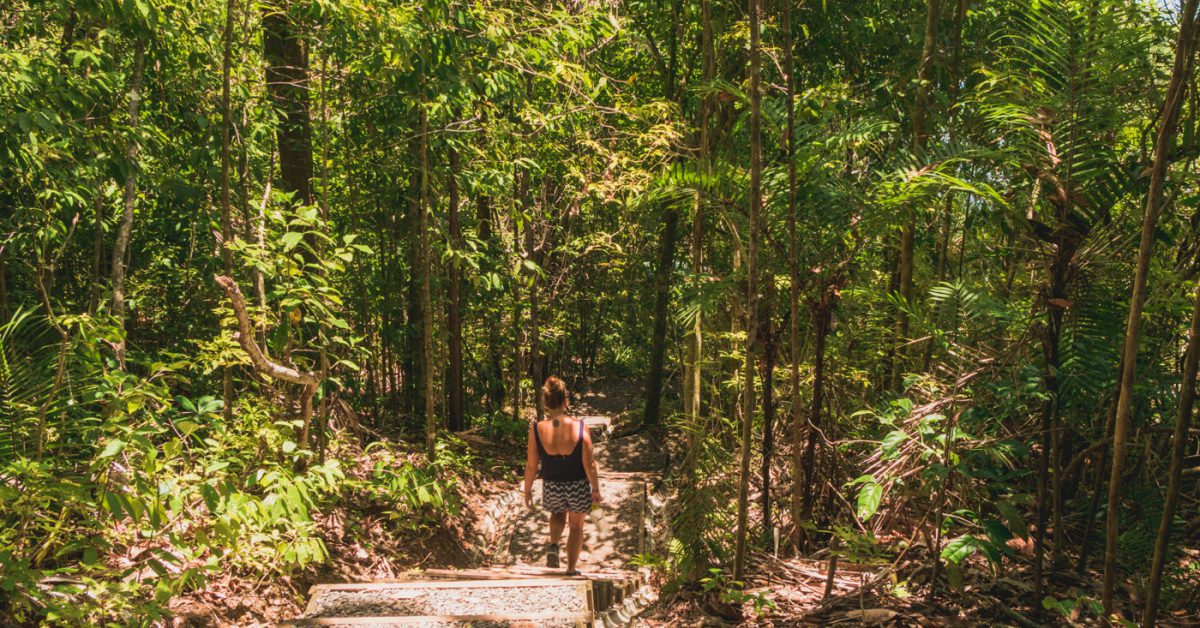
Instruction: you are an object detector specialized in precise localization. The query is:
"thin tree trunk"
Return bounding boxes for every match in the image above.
[685,0,714,445]
[801,298,832,521]
[447,145,465,432]
[1035,266,1067,595]
[642,0,684,428]
[420,103,436,457]
[1103,0,1200,612]
[511,169,527,422]
[892,0,940,390]
[219,0,237,422]
[109,40,145,366]
[783,0,804,551]
[642,207,679,427]
[87,180,105,316]
[1143,278,1200,625]
[759,285,776,544]
[734,0,762,582]
[529,211,544,422]
[406,168,424,421]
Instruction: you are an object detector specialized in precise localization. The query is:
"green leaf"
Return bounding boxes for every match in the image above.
[940,534,985,564]
[856,480,883,522]
[280,232,304,252]
[99,439,127,459]
[282,440,297,454]
[881,430,907,459]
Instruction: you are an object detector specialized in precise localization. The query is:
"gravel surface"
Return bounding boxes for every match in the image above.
[308,583,589,618]
[292,615,586,627]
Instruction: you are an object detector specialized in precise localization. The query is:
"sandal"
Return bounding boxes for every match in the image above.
[546,543,560,568]
[565,569,581,576]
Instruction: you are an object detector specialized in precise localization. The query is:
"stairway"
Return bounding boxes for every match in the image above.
[286,397,663,628]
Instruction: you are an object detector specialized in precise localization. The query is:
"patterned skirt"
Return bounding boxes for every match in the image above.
[542,478,592,514]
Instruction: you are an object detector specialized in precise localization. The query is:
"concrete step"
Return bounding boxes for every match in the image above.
[281,611,592,627]
[299,579,593,621]
[411,567,640,614]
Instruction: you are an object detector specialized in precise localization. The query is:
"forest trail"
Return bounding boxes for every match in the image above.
[285,382,663,627]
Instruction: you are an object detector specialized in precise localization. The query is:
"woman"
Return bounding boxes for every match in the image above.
[523,376,602,575]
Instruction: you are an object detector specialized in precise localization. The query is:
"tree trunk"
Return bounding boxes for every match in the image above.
[529,212,544,422]
[759,283,776,545]
[783,0,804,551]
[109,40,145,366]
[220,0,237,422]
[447,146,465,432]
[1035,260,1068,595]
[511,169,528,422]
[1103,0,1200,612]
[641,0,684,428]
[1143,278,1200,625]
[405,168,424,423]
[420,104,436,457]
[685,0,714,445]
[263,2,313,208]
[801,296,832,521]
[733,0,762,582]
[87,180,106,316]
[642,207,679,427]
[892,0,940,390]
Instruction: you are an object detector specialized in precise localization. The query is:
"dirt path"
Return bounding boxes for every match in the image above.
[500,383,665,571]
[288,380,665,626]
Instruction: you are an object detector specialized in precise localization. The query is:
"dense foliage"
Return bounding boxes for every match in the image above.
[3,0,1200,624]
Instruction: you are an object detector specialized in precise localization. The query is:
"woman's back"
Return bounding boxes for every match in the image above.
[534,417,586,482]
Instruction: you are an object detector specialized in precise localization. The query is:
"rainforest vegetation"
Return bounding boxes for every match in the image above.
[3,0,1200,624]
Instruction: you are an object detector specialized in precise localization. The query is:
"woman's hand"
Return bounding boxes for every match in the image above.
[524,488,534,509]
[592,486,603,504]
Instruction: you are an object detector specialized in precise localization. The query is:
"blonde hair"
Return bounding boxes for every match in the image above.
[540,376,569,410]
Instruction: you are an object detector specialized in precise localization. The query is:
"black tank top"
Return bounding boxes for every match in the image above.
[534,419,587,482]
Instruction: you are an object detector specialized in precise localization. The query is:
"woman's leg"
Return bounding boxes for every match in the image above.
[547,511,566,567]
[566,511,586,573]
[549,511,566,546]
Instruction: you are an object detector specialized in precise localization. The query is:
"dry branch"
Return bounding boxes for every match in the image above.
[213,274,320,386]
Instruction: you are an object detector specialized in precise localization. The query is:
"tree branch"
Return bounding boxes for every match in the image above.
[214,274,320,386]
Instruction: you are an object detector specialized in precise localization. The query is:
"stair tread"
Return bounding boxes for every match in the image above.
[283,610,592,627]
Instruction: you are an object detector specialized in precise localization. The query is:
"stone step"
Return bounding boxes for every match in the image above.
[281,611,592,627]
[412,568,640,614]
[301,579,593,621]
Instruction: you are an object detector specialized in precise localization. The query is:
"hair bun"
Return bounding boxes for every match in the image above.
[541,376,568,410]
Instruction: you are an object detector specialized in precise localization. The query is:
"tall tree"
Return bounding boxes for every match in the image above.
[641,0,683,428]
[420,102,436,456]
[1103,0,1200,612]
[734,0,763,582]
[892,0,940,389]
[109,39,146,366]
[219,0,238,422]
[784,0,803,550]
[262,1,313,208]
[447,145,465,432]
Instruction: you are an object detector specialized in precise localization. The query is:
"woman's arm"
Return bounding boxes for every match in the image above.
[523,422,539,508]
[582,427,602,503]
